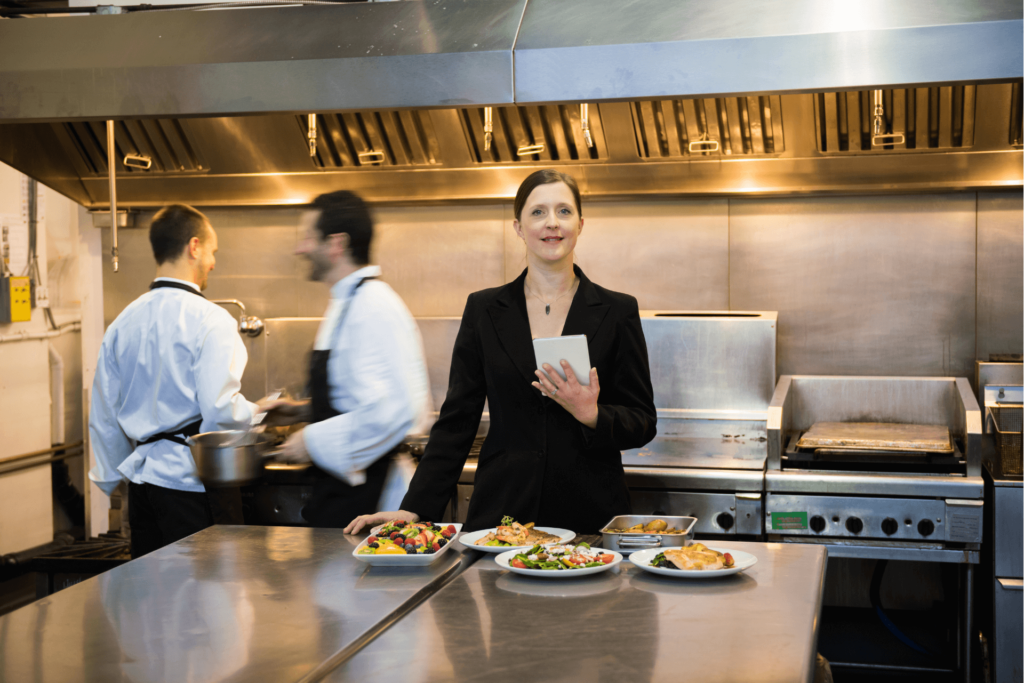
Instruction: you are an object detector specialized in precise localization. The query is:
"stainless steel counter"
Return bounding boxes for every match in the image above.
[325,542,828,683]
[0,526,472,683]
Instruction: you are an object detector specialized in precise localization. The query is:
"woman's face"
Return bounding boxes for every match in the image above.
[513,181,583,265]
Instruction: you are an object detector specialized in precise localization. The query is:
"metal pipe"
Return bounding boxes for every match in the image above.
[0,321,81,344]
[106,120,119,273]
[48,343,65,446]
[0,441,84,466]
[0,448,85,478]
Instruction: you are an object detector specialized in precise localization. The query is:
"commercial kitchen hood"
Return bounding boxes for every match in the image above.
[0,0,1020,207]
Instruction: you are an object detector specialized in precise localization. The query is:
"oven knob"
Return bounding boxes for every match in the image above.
[809,516,827,533]
[716,513,734,531]
[917,519,935,537]
[845,517,863,534]
[881,518,899,536]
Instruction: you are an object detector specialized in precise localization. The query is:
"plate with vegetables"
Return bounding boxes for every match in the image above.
[495,543,622,578]
[459,516,575,553]
[628,544,757,578]
[353,520,462,566]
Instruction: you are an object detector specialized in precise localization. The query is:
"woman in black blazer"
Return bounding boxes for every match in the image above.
[346,170,657,534]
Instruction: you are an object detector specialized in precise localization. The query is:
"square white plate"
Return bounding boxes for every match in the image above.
[352,523,463,566]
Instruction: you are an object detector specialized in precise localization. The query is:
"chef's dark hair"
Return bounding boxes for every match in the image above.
[513,169,582,222]
[311,190,372,266]
[149,204,211,265]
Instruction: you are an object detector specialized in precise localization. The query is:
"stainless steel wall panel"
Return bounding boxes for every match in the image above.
[374,205,506,317]
[514,0,1022,104]
[976,191,1024,363]
[0,1,525,122]
[505,200,730,310]
[729,194,977,377]
[639,313,776,412]
[416,317,462,415]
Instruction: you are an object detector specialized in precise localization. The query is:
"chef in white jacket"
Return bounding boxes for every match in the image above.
[89,204,257,558]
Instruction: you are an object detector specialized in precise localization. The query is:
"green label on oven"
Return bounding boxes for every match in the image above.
[771,512,808,530]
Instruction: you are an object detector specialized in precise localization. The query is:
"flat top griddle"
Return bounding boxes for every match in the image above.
[796,422,953,454]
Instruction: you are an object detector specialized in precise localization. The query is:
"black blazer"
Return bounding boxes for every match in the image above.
[402,266,657,533]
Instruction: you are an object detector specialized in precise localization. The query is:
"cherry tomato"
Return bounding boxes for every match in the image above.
[599,554,614,564]
[511,559,527,569]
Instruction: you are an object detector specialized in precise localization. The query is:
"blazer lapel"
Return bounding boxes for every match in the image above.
[486,269,542,389]
[561,265,611,344]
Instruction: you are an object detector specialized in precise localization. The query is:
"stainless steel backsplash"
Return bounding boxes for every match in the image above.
[100,192,1022,401]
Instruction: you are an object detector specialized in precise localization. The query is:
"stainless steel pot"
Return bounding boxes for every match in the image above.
[187,430,275,487]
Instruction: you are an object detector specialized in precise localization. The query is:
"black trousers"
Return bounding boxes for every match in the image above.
[301,454,392,528]
[127,482,243,559]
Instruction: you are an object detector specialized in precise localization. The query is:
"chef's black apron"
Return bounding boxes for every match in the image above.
[300,276,396,528]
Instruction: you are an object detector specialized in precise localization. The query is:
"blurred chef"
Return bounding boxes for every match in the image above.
[89,205,258,558]
[260,190,430,527]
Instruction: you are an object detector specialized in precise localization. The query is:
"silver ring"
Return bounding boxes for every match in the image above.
[550,387,558,396]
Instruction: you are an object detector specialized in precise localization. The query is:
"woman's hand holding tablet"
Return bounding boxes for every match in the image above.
[531,335,600,429]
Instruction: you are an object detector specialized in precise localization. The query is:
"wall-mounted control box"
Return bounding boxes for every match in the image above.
[0,276,32,323]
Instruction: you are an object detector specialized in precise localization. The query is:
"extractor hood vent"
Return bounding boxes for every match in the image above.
[299,111,441,169]
[631,96,785,158]
[1010,81,1023,147]
[52,119,207,176]
[459,105,608,164]
[814,86,978,153]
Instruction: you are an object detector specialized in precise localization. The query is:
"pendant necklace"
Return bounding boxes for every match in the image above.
[526,277,578,315]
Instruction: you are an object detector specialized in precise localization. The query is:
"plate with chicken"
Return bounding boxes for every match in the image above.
[459,516,575,553]
[628,544,757,578]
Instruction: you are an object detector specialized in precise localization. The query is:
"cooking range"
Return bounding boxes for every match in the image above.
[765,375,984,554]
[621,311,777,538]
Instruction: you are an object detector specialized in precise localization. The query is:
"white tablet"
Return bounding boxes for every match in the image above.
[532,334,591,386]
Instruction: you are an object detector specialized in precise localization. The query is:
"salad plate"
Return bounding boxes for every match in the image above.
[495,545,623,578]
[459,527,575,553]
[353,522,462,566]
[628,546,757,578]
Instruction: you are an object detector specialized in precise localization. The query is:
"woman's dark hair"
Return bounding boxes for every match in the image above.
[311,190,373,266]
[149,204,210,265]
[512,169,582,222]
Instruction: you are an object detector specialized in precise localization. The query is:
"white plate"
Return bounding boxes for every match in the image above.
[494,547,623,578]
[352,523,463,566]
[628,546,757,578]
[458,527,576,553]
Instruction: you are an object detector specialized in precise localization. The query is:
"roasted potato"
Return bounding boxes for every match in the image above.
[644,519,668,532]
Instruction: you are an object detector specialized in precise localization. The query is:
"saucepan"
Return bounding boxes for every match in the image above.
[187,430,278,487]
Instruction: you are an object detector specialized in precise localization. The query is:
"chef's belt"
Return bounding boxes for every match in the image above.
[137,419,204,447]
[301,275,396,528]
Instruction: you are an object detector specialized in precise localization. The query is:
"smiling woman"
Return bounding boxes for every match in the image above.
[345,169,658,535]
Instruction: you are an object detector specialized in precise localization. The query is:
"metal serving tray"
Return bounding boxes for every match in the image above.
[600,515,697,554]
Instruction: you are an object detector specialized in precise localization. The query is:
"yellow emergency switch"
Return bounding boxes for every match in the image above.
[9,276,31,322]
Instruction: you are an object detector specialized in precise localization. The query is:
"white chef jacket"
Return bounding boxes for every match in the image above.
[304,265,431,486]
[88,277,257,495]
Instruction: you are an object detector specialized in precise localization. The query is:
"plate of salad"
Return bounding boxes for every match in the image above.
[459,516,575,554]
[353,520,462,566]
[495,543,622,578]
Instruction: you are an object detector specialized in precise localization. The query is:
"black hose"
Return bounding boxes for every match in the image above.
[870,559,932,656]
